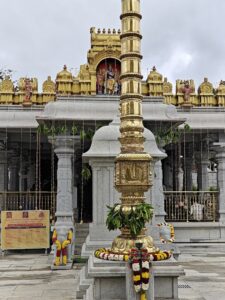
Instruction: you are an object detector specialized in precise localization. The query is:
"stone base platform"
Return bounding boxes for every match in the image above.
[51,262,73,270]
[76,254,185,300]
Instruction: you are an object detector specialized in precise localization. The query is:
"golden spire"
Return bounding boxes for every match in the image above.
[111,0,155,254]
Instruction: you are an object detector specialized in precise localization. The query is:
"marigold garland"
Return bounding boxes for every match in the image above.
[94,248,171,262]
[94,247,172,297]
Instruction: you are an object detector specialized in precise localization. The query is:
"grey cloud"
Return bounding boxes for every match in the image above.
[0,0,225,90]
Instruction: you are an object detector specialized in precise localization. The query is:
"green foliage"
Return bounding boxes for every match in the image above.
[208,186,218,192]
[192,185,198,191]
[155,123,192,146]
[37,124,67,136]
[106,203,154,237]
[81,165,91,183]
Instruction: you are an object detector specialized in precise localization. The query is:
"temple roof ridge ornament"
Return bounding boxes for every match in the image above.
[147,66,163,83]
[56,65,73,82]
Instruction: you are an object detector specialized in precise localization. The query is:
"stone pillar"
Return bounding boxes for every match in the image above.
[196,152,209,191]
[163,154,173,191]
[27,162,36,190]
[0,140,7,213]
[0,148,7,211]
[8,154,19,191]
[214,143,225,221]
[0,152,7,191]
[92,159,120,224]
[183,147,193,191]
[19,164,28,191]
[151,158,167,224]
[50,135,79,268]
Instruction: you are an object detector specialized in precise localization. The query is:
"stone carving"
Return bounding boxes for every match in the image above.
[198,78,215,106]
[147,66,163,97]
[43,76,55,93]
[163,78,175,105]
[217,80,225,106]
[176,80,196,106]
[179,80,194,102]
[56,65,73,95]
[52,228,73,266]
[0,76,14,92]
[0,76,14,104]
[23,78,33,106]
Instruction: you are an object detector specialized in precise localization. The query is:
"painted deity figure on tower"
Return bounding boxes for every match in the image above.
[180,80,194,103]
[23,78,32,106]
[106,64,115,95]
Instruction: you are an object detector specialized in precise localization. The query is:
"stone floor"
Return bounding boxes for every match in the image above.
[178,253,225,300]
[0,251,225,300]
[0,252,81,300]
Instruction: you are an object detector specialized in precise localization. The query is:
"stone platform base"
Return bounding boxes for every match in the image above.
[76,254,184,300]
[81,234,180,260]
[174,222,225,243]
[51,262,73,270]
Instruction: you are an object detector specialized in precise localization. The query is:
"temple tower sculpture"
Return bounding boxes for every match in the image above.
[111,0,155,253]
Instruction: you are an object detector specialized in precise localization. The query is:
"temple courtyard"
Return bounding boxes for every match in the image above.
[0,251,224,300]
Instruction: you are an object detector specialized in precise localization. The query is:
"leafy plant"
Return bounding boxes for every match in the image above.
[155,123,192,146]
[81,165,91,183]
[106,203,154,237]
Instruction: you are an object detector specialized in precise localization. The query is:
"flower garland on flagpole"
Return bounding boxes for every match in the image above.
[94,247,172,298]
[94,248,172,263]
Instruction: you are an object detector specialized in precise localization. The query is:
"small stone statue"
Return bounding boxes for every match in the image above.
[180,80,194,103]
[52,228,73,266]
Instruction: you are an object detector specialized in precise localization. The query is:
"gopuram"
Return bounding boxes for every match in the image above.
[0,0,225,297]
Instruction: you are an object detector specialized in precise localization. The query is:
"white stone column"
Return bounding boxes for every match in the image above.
[0,151,7,191]
[196,152,209,191]
[183,157,193,191]
[27,162,36,190]
[183,143,193,191]
[151,158,167,224]
[0,149,7,211]
[8,154,19,191]
[214,143,225,221]
[19,164,28,191]
[50,135,79,267]
[89,158,120,239]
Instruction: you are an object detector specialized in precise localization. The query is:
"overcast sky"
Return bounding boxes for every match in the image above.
[1,0,225,90]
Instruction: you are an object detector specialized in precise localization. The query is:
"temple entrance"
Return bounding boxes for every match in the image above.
[96,58,121,95]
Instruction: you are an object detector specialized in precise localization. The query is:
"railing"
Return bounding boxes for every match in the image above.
[164,191,219,222]
[0,192,56,222]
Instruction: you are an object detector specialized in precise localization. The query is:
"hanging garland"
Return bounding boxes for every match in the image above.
[94,247,171,298]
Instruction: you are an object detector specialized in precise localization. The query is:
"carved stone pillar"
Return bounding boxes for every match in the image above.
[19,163,28,191]
[196,152,209,191]
[8,153,19,191]
[0,151,7,191]
[214,143,225,221]
[50,135,79,268]
[0,141,7,211]
[151,157,167,224]
[27,162,36,190]
[183,144,193,191]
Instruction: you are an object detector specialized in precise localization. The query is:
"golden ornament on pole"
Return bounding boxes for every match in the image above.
[111,0,157,254]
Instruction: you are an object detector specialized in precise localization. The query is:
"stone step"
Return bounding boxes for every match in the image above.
[76,231,89,238]
[75,223,90,229]
[74,223,89,256]
[177,242,225,254]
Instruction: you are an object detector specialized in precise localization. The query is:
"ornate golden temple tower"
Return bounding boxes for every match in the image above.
[111,0,155,254]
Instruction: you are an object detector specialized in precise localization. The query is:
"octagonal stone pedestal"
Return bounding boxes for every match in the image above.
[76,254,184,300]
